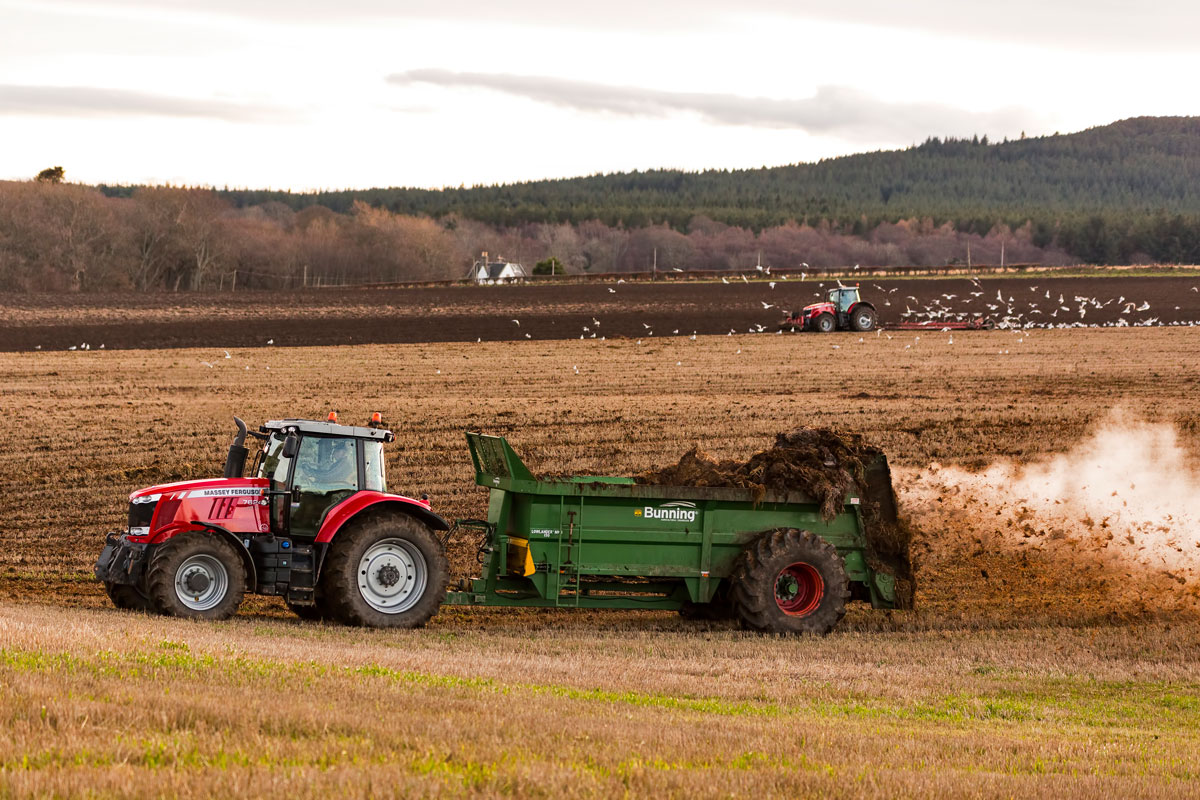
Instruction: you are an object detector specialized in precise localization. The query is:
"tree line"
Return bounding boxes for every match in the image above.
[6,116,1200,292]
[0,180,1090,292]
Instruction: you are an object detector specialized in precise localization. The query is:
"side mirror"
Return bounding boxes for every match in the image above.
[282,433,300,459]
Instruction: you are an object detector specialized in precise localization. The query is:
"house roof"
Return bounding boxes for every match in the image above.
[478,261,527,279]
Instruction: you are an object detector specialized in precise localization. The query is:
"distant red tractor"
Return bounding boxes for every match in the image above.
[784,286,877,332]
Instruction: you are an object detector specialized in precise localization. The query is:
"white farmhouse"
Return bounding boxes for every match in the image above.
[471,258,528,284]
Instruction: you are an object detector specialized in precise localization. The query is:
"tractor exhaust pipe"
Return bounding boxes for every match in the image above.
[223,416,250,478]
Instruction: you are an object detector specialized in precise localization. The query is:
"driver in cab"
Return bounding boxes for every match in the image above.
[290,437,358,534]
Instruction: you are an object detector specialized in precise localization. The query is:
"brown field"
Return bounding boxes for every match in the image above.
[1,272,1198,351]
[2,316,1200,796]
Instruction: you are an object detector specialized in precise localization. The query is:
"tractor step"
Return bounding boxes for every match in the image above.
[285,544,315,604]
[248,538,315,598]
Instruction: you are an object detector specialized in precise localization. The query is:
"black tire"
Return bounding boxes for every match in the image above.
[322,513,448,628]
[814,313,836,333]
[730,528,849,635]
[104,581,154,613]
[851,305,876,332]
[145,533,247,621]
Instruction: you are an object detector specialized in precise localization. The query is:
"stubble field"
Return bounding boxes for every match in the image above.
[2,314,1200,796]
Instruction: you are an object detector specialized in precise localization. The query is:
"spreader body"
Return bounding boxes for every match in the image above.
[444,434,899,614]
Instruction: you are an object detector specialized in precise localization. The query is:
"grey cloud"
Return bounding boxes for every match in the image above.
[0,85,294,123]
[388,70,1044,142]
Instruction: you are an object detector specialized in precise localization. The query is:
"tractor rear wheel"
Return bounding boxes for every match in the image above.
[145,533,247,620]
[730,528,849,635]
[851,306,877,332]
[104,581,154,613]
[322,513,448,628]
[814,313,836,333]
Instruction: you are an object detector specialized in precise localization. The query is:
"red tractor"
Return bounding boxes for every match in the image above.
[784,285,877,332]
[94,415,450,627]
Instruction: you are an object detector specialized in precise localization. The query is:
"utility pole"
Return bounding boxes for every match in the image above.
[966,240,971,268]
[652,248,657,279]
[1000,239,1006,268]
[302,264,308,288]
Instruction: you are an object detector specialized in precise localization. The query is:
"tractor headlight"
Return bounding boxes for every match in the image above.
[127,493,160,540]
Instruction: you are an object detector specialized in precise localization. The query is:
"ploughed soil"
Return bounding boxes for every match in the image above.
[638,428,913,606]
[1,274,1198,351]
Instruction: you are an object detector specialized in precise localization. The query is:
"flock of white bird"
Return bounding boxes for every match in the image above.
[886,275,1193,331]
[36,275,1197,377]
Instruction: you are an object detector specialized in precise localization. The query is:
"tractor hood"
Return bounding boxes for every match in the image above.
[801,301,833,314]
[129,477,268,503]
[126,477,271,543]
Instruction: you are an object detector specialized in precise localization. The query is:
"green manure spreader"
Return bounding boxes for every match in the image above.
[446,433,901,634]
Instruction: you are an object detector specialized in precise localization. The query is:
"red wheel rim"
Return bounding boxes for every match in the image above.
[774,562,824,616]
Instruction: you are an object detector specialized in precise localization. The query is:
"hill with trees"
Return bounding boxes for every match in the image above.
[4,117,1199,292]
[191,116,1200,265]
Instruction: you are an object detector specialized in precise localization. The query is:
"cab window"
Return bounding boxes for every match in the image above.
[363,441,386,492]
[258,433,293,490]
[292,437,358,495]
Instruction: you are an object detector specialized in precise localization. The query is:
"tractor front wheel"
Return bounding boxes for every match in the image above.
[814,313,836,333]
[730,528,849,635]
[322,514,448,628]
[145,533,247,620]
[851,306,877,332]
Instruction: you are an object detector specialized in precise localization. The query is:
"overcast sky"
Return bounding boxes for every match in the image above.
[1,0,1196,190]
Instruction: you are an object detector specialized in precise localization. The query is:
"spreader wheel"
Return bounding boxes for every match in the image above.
[730,528,850,635]
[814,313,836,333]
[145,533,247,620]
[851,306,877,332]
[104,581,154,613]
[322,513,448,628]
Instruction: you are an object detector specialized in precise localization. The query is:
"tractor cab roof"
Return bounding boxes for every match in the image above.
[261,419,395,442]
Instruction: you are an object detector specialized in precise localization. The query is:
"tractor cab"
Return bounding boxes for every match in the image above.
[829,286,860,313]
[254,415,393,538]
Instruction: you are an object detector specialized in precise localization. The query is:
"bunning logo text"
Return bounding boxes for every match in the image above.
[641,501,698,522]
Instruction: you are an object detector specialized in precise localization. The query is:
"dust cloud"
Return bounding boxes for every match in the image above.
[896,410,1200,618]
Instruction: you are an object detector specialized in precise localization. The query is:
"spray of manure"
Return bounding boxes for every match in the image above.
[896,410,1200,619]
